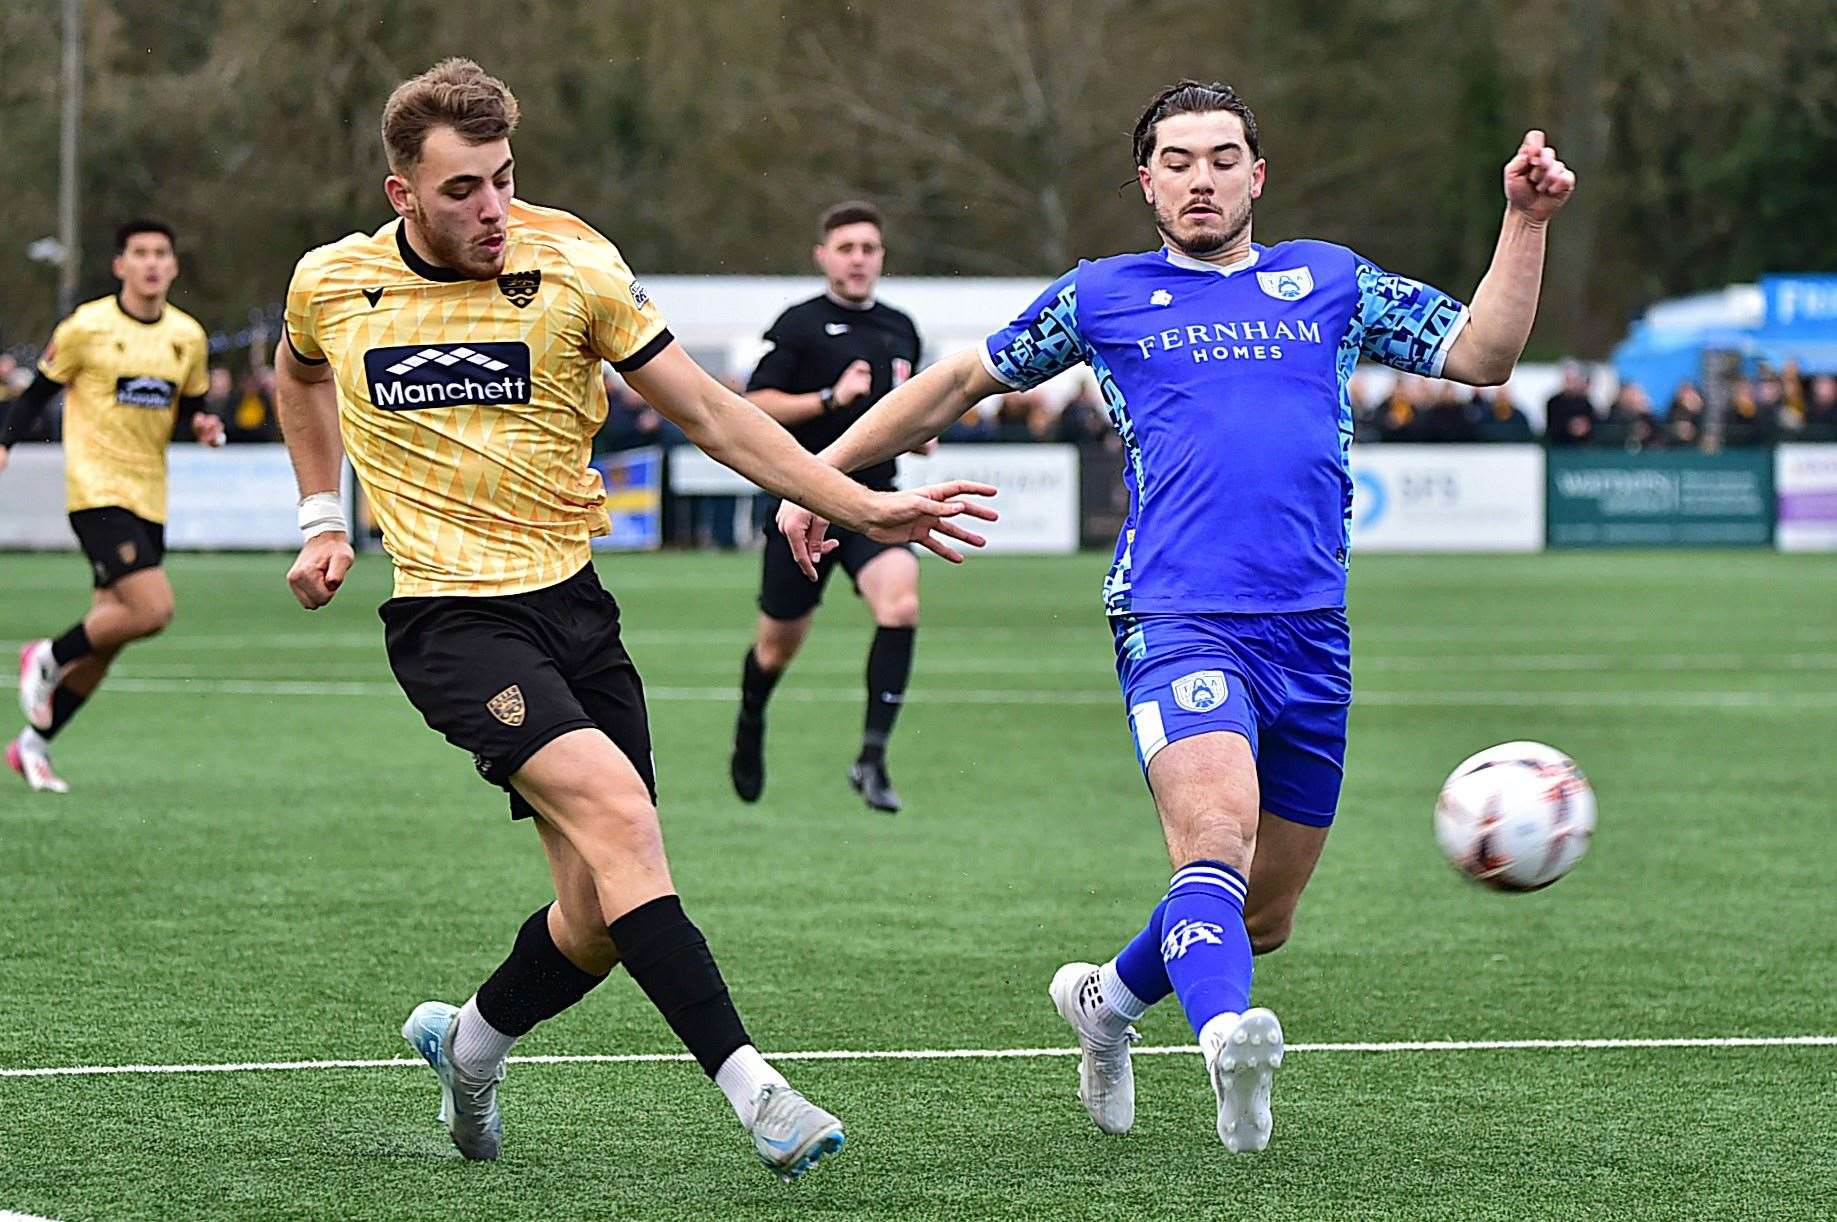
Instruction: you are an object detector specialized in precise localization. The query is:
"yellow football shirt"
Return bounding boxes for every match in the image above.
[285,200,669,597]
[39,295,210,522]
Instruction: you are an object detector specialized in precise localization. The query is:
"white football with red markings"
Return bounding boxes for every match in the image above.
[1434,740,1595,892]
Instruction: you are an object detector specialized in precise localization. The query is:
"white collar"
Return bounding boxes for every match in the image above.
[1162,245,1261,277]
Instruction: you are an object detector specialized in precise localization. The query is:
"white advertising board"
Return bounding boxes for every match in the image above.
[1776,444,1837,552]
[1350,445,1545,552]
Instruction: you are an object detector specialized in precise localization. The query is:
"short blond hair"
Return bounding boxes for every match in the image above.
[381,58,520,173]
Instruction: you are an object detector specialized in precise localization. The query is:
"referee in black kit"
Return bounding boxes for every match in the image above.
[731,201,927,813]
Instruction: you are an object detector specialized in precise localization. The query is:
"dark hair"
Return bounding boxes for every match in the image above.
[115,218,175,253]
[1132,80,1260,167]
[381,58,520,172]
[819,200,882,241]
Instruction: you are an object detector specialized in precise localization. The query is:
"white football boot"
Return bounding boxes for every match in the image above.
[402,1001,505,1160]
[17,640,59,731]
[1049,962,1139,1135]
[7,730,69,794]
[1200,1007,1284,1153]
[747,1083,845,1182]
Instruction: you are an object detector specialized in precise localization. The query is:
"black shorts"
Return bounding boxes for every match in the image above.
[758,507,910,622]
[380,564,655,819]
[69,507,166,588]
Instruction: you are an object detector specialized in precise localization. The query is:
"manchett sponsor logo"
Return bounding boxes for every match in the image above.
[363,342,532,411]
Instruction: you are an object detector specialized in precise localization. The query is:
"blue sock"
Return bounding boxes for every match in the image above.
[1160,860,1252,1037]
[1111,896,1174,1006]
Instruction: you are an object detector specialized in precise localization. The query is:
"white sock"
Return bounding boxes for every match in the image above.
[1198,1011,1242,1061]
[450,995,518,1071]
[1094,960,1150,1036]
[715,1044,788,1128]
[19,727,49,754]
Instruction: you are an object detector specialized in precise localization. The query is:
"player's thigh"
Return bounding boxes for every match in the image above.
[511,728,672,916]
[68,508,165,592]
[1145,730,1262,871]
[108,565,175,625]
[851,543,919,626]
[758,515,839,622]
[1243,814,1330,955]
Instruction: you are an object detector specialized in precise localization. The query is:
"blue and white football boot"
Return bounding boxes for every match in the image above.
[402,1000,505,1161]
[748,1084,845,1182]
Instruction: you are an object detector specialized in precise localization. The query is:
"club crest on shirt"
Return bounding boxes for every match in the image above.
[1150,289,1173,306]
[497,270,541,308]
[1171,669,1228,713]
[1256,267,1314,301]
[486,684,526,727]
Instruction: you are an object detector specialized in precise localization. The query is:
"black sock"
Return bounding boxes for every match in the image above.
[610,894,750,1077]
[473,905,607,1038]
[739,647,782,719]
[860,626,915,764]
[41,685,90,742]
[49,623,92,668]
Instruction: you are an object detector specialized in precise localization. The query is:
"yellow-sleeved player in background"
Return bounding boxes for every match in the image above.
[1,219,224,793]
[274,58,996,1179]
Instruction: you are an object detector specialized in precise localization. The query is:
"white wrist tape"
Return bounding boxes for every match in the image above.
[298,491,347,540]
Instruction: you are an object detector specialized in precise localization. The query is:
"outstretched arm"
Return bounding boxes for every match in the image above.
[819,348,1006,474]
[1442,130,1577,387]
[0,372,65,471]
[623,342,994,555]
[274,335,353,609]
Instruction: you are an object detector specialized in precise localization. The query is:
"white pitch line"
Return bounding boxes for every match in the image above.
[0,1212,59,1222]
[94,677,1837,710]
[4,1036,1833,1080]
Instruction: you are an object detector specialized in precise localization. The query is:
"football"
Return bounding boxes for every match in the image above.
[1434,741,1595,891]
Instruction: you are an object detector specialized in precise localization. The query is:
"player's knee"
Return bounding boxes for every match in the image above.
[132,598,175,639]
[874,592,919,628]
[550,901,618,972]
[1246,909,1294,956]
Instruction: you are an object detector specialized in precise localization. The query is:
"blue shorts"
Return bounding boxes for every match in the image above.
[1113,609,1352,827]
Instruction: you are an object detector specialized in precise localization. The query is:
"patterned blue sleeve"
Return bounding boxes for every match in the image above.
[981,268,1088,389]
[1353,261,1469,378]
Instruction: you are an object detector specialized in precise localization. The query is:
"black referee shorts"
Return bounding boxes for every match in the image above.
[758,510,910,622]
[68,507,166,588]
[380,564,655,819]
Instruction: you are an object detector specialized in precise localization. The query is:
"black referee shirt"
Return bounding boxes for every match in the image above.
[746,294,922,490]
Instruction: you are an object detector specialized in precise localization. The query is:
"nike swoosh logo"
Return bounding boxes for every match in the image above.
[363,287,384,307]
[757,1132,802,1153]
[824,322,850,335]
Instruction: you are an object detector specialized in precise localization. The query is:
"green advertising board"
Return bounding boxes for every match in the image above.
[1546,449,1775,547]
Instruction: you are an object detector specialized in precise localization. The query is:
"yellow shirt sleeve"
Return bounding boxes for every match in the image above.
[38,314,86,383]
[569,235,668,366]
[284,256,328,361]
[182,329,210,397]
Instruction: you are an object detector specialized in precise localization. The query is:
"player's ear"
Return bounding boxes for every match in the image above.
[384,173,416,221]
[1249,159,1267,201]
[111,253,125,282]
[1137,165,1154,205]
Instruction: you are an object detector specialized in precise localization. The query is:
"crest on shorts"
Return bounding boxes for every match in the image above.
[487,684,526,726]
[117,541,138,566]
[497,270,541,308]
[1171,669,1227,713]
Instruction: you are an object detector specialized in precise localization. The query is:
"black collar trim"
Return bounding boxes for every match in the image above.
[114,295,164,325]
[396,223,468,283]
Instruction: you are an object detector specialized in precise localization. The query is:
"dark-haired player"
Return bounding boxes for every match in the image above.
[0,219,222,792]
[275,58,993,1179]
[731,200,925,813]
[778,79,1574,1152]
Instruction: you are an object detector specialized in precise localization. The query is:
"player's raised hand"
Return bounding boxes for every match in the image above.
[287,532,355,610]
[191,412,226,448]
[775,500,840,581]
[859,480,999,564]
[1503,130,1576,223]
[832,360,873,408]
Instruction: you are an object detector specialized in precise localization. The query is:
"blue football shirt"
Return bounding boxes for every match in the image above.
[982,241,1468,615]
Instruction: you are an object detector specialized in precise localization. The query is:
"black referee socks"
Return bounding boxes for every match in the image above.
[474,905,607,1038]
[50,622,93,668]
[610,894,751,1077]
[860,626,915,764]
[739,647,782,718]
